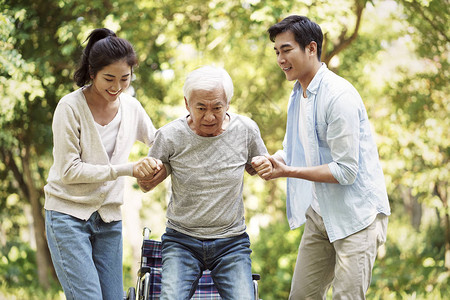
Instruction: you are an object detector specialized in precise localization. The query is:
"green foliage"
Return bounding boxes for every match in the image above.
[0,202,62,299]
[400,0,449,60]
[368,215,450,299]
[252,219,303,300]
[1,240,37,287]
[0,285,64,300]
[0,10,46,144]
[375,0,449,220]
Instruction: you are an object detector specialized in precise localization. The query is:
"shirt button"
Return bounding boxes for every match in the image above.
[100,193,105,198]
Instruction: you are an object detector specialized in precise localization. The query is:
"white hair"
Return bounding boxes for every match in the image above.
[183,66,234,104]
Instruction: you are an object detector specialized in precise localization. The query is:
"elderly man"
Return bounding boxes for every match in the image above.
[138,66,271,300]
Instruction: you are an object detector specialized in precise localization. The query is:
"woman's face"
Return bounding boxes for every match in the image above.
[91,59,132,103]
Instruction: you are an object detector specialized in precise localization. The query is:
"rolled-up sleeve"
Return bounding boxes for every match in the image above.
[326,89,361,185]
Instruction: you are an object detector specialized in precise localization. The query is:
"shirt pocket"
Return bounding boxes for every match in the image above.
[315,122,328,148]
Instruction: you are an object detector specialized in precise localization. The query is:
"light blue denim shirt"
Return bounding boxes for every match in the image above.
[277,64,390,242]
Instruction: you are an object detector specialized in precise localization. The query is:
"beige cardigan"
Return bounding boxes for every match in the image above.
[44,88,155,222]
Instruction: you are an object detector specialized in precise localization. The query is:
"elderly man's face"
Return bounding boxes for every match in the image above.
[185,87,229,137]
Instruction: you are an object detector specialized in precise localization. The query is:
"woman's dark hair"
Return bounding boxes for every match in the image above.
[74,28,138,87]
[268,15,323,61]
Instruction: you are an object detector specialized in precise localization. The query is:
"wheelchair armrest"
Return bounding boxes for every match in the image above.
[143,227,151,240]
[138,266,151,277]
[252,273,261,281]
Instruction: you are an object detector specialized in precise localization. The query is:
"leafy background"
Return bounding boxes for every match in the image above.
[0,0,448,299]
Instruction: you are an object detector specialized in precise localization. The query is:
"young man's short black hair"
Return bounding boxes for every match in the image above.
[268,15,323,61]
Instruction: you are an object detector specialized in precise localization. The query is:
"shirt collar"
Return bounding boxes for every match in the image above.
[293,63,329,96]
[306,63,328,95]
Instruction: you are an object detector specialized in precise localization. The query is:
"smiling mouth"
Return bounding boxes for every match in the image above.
[283,67,292,71]
[107,89,122,96]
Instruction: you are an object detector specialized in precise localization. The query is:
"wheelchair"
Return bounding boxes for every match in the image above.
[125,227,261,300]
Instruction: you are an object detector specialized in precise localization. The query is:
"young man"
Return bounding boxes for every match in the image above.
[252,15,391,299]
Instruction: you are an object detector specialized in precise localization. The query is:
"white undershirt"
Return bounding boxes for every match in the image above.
[299,94,321,216]
[95,106,121,160]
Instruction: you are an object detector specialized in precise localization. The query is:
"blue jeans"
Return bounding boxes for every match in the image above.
[45,210,123,300]
[160,228,253,300]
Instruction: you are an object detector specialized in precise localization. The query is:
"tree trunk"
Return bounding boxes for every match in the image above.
[445,212,450,271]
[322,0,366,65]
[435,182,449,270]
[21,146,56,289]
[401,186,422,230]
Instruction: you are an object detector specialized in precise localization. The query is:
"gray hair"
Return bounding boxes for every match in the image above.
[183,66,234,104]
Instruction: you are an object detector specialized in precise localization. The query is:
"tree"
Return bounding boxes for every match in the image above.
[0,7,54,288]
[394,0,449,269]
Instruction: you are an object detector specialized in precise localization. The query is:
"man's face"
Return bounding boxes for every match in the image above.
[274,31,313,82]
[185,87,229,137]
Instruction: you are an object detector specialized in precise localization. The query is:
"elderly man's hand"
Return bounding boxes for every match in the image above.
[245,163,257,176]
[137,162,168,192]
[132,157,162,179]
[251,155,273,180]
[137,177,152,192]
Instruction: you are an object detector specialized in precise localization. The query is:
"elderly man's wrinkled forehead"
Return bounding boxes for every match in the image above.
[187,86,227,105]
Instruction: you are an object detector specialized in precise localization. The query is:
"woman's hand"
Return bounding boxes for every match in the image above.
[132,157,162,178]
[137,163,168,192]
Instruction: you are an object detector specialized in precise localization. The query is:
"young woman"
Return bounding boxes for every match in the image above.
[44,28,159,299]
